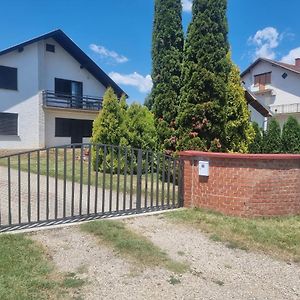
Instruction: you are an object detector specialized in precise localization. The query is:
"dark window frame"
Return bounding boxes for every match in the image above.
[0,65,18,91]
[46,43,55,53]
[55,118,93,138]
[0,112,18,136]
[254,72,272,86]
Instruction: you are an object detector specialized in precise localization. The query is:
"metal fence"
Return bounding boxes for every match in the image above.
[0,144,183,232]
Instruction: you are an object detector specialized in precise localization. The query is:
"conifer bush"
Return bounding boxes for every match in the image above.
[281,116,300,154]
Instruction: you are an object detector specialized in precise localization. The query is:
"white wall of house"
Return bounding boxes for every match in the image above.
[0,43,41,149]
[40,38,106,96]
[242,60,300,128]
[0,37,108,150]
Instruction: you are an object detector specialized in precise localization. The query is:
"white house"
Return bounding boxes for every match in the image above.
[241,57,300,129]
[0,29,125,149]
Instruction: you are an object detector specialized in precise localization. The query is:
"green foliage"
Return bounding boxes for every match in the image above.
[91,87,128,147]
[151,0,184,151]
[225,59,255,153]
[126,103,157,150]
[262,119,282,153]
[249,122,263,153]
[177,0,231,151]
[281,116,300,153]
[91,88,157,171]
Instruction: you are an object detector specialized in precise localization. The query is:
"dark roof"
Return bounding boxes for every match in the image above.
[0,29,126,97]
[244,88,272,118]
[241,57,300,77]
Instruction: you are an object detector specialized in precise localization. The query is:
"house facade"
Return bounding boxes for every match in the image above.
[241,58,300,130]
[0,30,125,149]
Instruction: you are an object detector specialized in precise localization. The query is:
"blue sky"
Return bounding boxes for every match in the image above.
[1,0,300,103]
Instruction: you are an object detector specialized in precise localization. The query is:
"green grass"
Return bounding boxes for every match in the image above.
[0,234,61,300]
[80,220,188,273]
[165,208,300,262]
[0,234,86,300]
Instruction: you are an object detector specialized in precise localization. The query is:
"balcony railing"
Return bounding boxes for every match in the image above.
[42,90,103,111]
[270,103,300,115]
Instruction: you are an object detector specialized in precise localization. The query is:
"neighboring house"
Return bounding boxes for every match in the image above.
[0,29,125,149]
[242,57,300,130]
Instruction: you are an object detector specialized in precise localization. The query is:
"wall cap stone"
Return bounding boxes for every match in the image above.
[179,151,300,161]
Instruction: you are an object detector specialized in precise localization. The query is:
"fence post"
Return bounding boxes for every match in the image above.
[178,158,184,208]
[136,149,143,210]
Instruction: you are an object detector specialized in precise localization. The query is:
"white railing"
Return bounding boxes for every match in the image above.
[270,103,300,114]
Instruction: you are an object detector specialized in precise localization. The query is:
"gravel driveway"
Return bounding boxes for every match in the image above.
[31,214,300,300]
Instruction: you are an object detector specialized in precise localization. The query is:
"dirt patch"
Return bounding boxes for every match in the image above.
[30,214,300,300]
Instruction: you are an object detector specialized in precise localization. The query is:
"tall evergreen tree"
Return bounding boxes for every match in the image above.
[151,0,184,152]
[281,116,300,153]
[249,122,263,154]
[262,119,282,153]
[177,0,231,151]
[225,58,255,153]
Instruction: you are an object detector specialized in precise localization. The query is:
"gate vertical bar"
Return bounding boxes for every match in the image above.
[136,149,142,210]
[18,154,21,224]
[55,148,58,219]
[144,151,149,208]
[178,158,184,207]
[79,145,83,215]
[7,157,12,225]
[102,145,107,213]
[71,145,75,217]
[123,148,128,211]
[46,149,49,220]
[167,157,171,207]
[94,145,99,214]
[116,146,121,212]
[63,147,67,218]
[27,152,31,223]
[109,146,113,212]
[37,150,40,222]
[156,153,160,208]
[87,144,91,215]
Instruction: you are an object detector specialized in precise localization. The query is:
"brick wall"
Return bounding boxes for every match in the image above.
[180,151,300,217]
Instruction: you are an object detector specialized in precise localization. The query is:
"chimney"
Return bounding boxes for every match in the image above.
[295,58,300,67]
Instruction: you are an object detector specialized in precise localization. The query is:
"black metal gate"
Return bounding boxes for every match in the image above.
[0,144,183,232]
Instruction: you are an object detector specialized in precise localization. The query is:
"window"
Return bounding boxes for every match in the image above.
[55,118,93,138]
[0,65,17,90]
[46,44,55,53]
[254,72,271,87]
[0,112,18,135]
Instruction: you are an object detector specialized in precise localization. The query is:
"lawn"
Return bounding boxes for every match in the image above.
[0,148,179,204]
[0,234,85,300]
[81,220,188,273]
[165,208,300,263]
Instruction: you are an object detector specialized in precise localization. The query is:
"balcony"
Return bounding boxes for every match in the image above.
[42,90,103,111]
[270,103,300,115]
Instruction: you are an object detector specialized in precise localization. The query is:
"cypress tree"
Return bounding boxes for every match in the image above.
[249,122,263,154]
[225,58,255,153]
[151,0,184,152]
[281,116,300,153]
[177,0,231,151]
[262,119,282,153]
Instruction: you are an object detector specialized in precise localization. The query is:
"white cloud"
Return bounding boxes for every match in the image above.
[248,27,280,60]
[109,72,153,93]
[281,47,300,64]
[182,0,192,12]
[89,44,128,64]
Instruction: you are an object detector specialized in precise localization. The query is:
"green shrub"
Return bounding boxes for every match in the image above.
[262,119,282,153]
[281,116,300,153]
[249,122,263,153]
